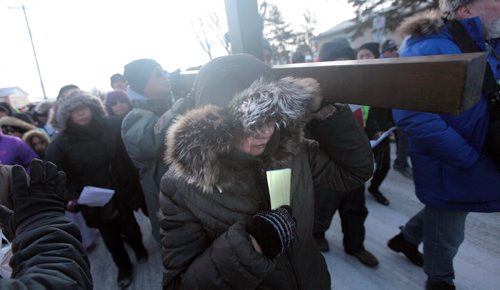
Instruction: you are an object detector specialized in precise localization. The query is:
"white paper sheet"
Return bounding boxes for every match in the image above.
[370,127,397,148]
[77,186,115,207]
[266,168,291,209]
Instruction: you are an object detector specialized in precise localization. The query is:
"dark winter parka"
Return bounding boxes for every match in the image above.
[45,93,118,227]
[159,65,374,289]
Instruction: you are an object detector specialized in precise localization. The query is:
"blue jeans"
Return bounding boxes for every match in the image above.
[401,206,468,285]
[394,128,410,168]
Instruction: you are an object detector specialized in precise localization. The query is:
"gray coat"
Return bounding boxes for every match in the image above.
[160,78,373,289]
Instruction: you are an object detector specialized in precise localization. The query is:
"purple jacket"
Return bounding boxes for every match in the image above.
[0,132,38,170]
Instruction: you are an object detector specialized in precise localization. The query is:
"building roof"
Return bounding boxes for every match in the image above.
[0,87,28,98]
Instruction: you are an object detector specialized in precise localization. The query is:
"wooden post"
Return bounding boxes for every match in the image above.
[224,0,263,61]
[172,53,486,115]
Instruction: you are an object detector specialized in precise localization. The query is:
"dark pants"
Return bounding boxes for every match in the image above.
[117,206,146,256]
[313,186,368,253]
[99,210,145,271]
[394,128,410,168]
[370,138,390,189]
[99,217,132,271]
[401,207,468,285]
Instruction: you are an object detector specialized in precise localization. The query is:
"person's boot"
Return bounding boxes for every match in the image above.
[368,186,390,206]
[387,233,423,267]
[314,234,329,252]
[346,249,379,267]
[134,245,149,263]
[117,267,133,288]
[425,281,456,290]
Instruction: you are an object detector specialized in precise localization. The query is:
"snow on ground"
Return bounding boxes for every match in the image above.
[89,144,500,290]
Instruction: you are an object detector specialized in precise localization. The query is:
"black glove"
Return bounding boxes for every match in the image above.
[246,206,296,259]
[0,159,66,236]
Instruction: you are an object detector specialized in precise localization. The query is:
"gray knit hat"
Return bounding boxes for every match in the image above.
[439,0,475,13]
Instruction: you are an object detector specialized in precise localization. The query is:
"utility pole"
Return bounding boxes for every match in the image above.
[10,4,47,99]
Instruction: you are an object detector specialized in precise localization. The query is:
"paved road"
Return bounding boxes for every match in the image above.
[89,145,500,290]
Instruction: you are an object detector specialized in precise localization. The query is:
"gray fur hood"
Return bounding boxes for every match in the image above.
[165,77,322,193]
[51,93,106,132]
[398,10,444,38]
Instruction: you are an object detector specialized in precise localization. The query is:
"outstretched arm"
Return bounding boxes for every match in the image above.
[0,160,93,289]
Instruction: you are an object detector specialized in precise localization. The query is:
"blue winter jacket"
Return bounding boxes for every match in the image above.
[393,16,500,212]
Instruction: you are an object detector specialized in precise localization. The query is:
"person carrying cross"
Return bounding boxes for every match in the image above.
[387,1,500,289]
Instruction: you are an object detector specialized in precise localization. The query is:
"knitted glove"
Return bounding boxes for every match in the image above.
[246,206,296,259]
[0,159,66,235]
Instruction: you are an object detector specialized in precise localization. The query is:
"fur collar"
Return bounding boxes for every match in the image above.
[165,77,322,193]
[398,10,444,38]
[0,116,36,132]
[52,93,106,132]
[22,129,50,145]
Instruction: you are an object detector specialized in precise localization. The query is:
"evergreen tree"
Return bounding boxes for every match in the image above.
[261,3,296,64]
[348,0,438,37]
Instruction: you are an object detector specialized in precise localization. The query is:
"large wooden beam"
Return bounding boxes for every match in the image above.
[224,0,263,60]
[273,52,486,115]
[173,53,486,115]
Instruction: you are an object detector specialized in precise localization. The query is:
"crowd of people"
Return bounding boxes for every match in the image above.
[0,0,499,289]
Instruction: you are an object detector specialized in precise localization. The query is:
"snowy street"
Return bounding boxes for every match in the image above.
[89,144,500,290]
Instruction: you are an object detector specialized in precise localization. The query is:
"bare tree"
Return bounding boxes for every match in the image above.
[192,17,213,60]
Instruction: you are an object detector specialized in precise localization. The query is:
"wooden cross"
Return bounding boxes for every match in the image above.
[173,53,486,115]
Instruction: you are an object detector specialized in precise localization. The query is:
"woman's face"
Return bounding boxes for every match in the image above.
[357,48,376,60]
[30,136,47,153]
[70,105,92,126]
[236,122,276,156]
[110,100,131,116]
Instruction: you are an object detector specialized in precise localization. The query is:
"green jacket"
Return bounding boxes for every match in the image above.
[160,78,373,289]
[122,97,192,241]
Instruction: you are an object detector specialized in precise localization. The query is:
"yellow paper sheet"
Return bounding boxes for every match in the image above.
[266,168,291,209]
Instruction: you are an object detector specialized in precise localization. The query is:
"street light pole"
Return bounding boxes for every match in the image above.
[13,4,47,99]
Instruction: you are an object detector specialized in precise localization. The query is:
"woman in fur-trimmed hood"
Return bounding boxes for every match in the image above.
[45,91,148,288]
[22,129,50,158]
[159,54,374,290]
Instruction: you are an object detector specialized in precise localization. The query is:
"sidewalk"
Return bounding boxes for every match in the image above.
[89,146,500,290]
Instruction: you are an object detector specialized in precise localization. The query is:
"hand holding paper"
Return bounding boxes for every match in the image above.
[266,168,291,209]
[370,127,397,148]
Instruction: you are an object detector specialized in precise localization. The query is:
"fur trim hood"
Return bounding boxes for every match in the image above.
[51,92,106,132]
[165,77,322,193]
[398,10,444,38]
[22,129,50,145]
[0,116,37,132]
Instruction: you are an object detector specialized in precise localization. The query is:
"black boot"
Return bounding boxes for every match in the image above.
[387,233,423,267]
[346,249,379,267]
[117,267,132,288]
[368,186,390,205]
[134,246,149,263]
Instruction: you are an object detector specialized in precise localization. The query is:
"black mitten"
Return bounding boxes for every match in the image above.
[0,159,66,234]
[246,206,296,259]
